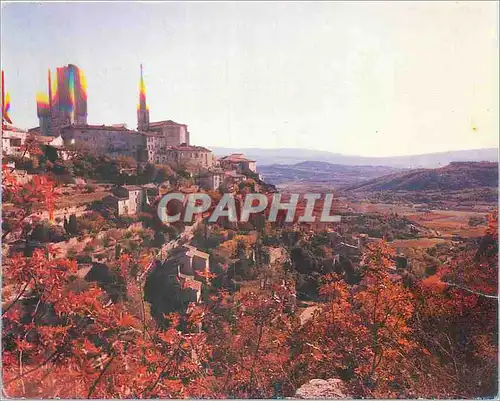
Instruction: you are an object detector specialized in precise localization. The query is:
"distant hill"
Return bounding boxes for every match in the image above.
[258,161,401,189]
[209,147,498,168]
[343,162,498,192]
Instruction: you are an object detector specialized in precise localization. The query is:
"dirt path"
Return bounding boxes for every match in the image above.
[299,304,321,326]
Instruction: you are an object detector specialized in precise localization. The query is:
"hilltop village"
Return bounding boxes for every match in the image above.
[1,65,498,399]
[2,63,284,311]
[4,64,261,189]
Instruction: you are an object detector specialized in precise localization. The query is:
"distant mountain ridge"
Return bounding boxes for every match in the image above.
[343,161,498,192]
[258,161,401,188]
[209,147,498,168]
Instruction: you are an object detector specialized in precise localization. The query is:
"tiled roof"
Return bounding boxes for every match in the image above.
[141,183,158,189]
[219,153,255,163]
[103,194,128,202]
[35,136,56,144]
[148,120,187,127]
[121,185,143,191]
[3,124,27,133]
[63,124,138,133]
[166,144,211,152]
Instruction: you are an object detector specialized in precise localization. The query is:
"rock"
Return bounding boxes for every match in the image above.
[295,378,348,399]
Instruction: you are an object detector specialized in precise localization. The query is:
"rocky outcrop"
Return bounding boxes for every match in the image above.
[295,378,349,399]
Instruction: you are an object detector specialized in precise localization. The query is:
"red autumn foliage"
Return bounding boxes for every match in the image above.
[2,167,498,398]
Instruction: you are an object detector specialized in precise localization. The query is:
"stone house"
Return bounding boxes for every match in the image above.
[102,195,129,216]
[35,135,72,160]
[168,244,210,282]
[261,246,285,265]
[176,271,202,304]
[156,144,216,170]
[114,185,145,214]
[103,185,146,216]
[219,153,257,173]
[145,120,190,147]
[197,169,225,190]
[143,132,166,163]
[2,126,27,157]
[224,170,247,189]
[61,124,147,160]
[157,245,211,308]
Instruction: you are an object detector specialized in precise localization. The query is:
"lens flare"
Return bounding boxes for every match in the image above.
[138,64,148,111]
[78,68,87,102]
[36,92,50,117]
[3,88,12,125]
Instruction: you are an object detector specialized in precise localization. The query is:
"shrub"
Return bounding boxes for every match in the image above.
[83,244,95,253]
[76,253,93,264]
[30,222,51,242]
[49,224,67,243]
[84,184,96,193]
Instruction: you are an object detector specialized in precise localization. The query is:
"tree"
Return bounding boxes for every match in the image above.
[139,163,157,184]
[154,166,173,184]
[49,224,66,243]
[30,222,50,242]
[292,275,369,388]
[2,164,215,399]
[295,243,417,398]
[153,231,167,248]
[203,287,295,398]
[67,214,78,235]
[2,166,56,243]
[353,242,416,396]
[412,212,498,398]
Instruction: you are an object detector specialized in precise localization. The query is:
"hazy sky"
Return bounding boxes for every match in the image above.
[2,1,498,156]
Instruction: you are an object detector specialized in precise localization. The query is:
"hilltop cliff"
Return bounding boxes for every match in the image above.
[343,162,498,192]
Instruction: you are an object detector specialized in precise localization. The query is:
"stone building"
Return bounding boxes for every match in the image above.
[31,64,213,170]
[176,272,202,304]
[103,195,129,216]
[2,125,27,157]
[35,135,72,160]
[61,124,147,160]
[197,169,225,190]
[36,64,88,136]
[103,185,146,216]
[157,144,216,170]
[146,120,190,147]
[136,65,190,147]
[224,170,247,189]
[143,132,166,162]
[219,153,257,173]
[159,244,211,306]
[168,244,210,281]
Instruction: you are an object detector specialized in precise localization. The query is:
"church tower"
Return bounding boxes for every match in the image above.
[137,64,150,131]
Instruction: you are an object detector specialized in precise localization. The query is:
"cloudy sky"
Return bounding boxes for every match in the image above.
[2,1,498,156]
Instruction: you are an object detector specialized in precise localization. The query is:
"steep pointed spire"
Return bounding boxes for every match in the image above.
[137,64,150,130]
[139,64,148,111]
